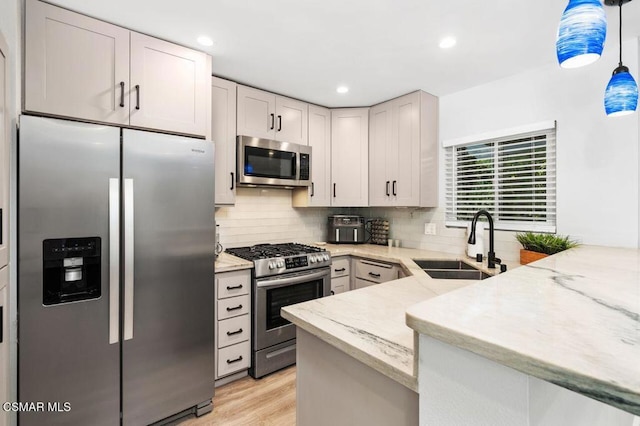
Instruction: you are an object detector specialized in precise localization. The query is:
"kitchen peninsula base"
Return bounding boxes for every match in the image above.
[296,329,418,426]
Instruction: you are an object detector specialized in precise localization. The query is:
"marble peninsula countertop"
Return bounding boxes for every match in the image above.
[281,244,517,392]
[406,245,640,416]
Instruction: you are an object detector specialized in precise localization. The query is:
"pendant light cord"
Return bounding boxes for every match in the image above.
[619,0,623,67]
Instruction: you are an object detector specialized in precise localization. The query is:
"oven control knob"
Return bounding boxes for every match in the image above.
[323,254,330,261]
[309,256,316,263]
[277,260,284,268]
[268,261,276,270]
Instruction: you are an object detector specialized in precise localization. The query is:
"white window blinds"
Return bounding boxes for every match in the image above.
[445,123,556,233]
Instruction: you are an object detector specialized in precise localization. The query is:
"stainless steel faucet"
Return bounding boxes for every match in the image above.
[467,209,502,269]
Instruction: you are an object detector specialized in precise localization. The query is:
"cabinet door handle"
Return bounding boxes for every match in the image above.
[226,355,243,364]
[226,328,243,336]
[270,113,275,130]
[368,272,381,278]
[119,82,125,108]
[277,115,282,131]
[226,284,243,290]
[0,306,3,343]
[330,290,335,295]
[226,304,243,312]
[386,181,390,196]
[310,182,314,197]
[334,268,346,272]
[392,180,397,196]
[333,183,336,198]
[230,172,235,190]
[135,85,140,110]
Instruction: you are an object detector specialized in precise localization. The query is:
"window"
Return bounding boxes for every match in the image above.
[445,122,556,232]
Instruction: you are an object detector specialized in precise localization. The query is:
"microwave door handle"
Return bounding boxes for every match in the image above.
[294,154,297,179]
[257,269,329,289]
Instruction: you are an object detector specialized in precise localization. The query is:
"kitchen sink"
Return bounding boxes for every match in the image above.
[423,270,490,280]
[413,259,478,270]
[413,259,490,280]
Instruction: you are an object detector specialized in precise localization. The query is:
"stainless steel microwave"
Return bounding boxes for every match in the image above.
[236,135,311,188]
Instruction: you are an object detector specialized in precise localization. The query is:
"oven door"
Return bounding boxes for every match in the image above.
[254,267,330,351]
[237,136,300,186]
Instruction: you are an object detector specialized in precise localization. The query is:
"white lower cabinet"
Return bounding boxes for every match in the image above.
[354,258,399,288]
[330,256,351,295]
[214,269,251,380]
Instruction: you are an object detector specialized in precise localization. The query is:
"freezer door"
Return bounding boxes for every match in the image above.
[18,116,120,426]
[122,129,214,425]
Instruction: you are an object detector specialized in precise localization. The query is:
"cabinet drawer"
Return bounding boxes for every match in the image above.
[217,341,250,377]
[331,276,350,294]
[216,270,250,299]
[331,257,350,278]
[217,314,250,349]
[355,259,398,284]
[217,294,250,320]
[354,277,376,289]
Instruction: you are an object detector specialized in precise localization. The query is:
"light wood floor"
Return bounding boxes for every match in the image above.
[180,366,296,426]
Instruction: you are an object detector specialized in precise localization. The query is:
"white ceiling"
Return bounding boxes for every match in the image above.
[49,0,640,107]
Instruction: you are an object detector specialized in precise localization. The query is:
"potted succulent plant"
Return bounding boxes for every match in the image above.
[515,232,579,265]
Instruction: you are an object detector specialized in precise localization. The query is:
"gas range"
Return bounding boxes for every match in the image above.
[225,243,331,278]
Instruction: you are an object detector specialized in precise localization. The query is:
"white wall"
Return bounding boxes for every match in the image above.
[365,37,640,261]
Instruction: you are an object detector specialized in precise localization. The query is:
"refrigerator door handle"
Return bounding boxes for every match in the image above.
[124,178,135,341]
[109,178,120,344]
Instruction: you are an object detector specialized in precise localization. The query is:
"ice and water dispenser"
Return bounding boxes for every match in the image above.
[42,237,101,305]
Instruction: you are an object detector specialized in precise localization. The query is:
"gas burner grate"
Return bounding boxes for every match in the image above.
[226,243,325,261]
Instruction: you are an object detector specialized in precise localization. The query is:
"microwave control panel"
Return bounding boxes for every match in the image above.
[299,153,310,181]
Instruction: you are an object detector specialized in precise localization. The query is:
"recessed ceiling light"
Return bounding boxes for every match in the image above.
[197,36,214,47]
[439,36,457,49]
[336,86,349,94]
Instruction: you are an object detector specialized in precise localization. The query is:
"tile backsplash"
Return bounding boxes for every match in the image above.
[216,189,521,262]
[215,187,332,249]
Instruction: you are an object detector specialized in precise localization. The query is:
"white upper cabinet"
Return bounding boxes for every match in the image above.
[236,86,276,140]
[368,91,438,207]
[25,0,130,125]
[129,33,209,136]
[237,85,308,145]
[24,0,211,137]
[211,77,237,205]
[0,35,7,269]
[331,108,369,207]
[292,105,331,207]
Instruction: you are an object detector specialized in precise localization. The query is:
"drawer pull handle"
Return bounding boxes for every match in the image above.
[330,290,335,295]
[226,355,243,364]
[226,284,243,290]
[368,272,381,278]
[226,304,243,312]
[334,268,346,272]
[226,328,243,336]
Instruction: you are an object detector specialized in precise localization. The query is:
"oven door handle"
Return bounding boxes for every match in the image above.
[256,269,329,289]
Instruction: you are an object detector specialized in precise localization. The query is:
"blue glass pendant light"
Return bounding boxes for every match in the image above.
[604,0,638,116]
[556,0,607,68]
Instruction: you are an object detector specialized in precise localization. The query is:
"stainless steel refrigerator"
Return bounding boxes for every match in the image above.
[18,116,215,425]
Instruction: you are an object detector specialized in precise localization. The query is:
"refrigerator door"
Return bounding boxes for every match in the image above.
[18,116,120,426]
[122,129,214,425]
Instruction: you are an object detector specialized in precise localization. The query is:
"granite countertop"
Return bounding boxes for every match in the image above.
[281,244,516,392]
[214,252,253,273]
[406,245,640,416]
